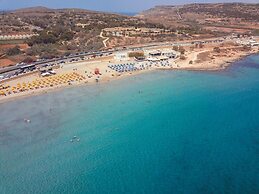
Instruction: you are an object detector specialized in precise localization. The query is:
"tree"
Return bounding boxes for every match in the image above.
[128,51,144,58]
[27,31,57,46]
[180,55,186,60]
[179,48,185,55]
[253,29,259,36]
[22,57,34,63]
[66,43,78,50]
[60,31,74,41]
[213,47,221,53]
[6,45,21,56]
[199,43,204,48]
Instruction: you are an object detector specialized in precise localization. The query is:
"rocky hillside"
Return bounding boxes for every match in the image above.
[137,3,259,33]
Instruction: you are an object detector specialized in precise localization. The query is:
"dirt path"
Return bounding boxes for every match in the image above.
[99,31,109,48]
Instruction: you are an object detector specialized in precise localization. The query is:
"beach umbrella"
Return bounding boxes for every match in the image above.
[0,90,6,96]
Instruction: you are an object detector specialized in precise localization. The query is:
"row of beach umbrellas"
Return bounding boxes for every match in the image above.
[0,72,86,96]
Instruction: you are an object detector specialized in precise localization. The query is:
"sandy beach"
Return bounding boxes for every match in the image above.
[0,42,258,103]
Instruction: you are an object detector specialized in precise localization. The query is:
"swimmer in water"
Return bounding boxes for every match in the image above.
[24,119,31,123]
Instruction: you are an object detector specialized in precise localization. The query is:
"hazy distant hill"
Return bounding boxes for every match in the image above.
[11,6,118,16]
[11,6,54,14]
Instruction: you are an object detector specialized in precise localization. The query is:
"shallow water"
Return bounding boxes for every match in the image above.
[1,55,259,194]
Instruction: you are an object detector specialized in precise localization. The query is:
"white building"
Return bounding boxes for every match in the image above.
[0,33,38,40]
[114,51,129,60]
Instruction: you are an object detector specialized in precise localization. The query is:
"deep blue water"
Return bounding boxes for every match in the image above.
[0,55,259,194]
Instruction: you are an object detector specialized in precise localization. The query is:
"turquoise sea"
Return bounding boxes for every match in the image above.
[1,55,259,194]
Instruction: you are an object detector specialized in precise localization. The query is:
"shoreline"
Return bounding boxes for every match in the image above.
[0,50,258,104]
[0,68,156,104]
[169,53,254,72]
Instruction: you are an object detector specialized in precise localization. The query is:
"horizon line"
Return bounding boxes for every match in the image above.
[2,2,258,13]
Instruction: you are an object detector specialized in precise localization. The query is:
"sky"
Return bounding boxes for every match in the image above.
[0,0,258,12]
